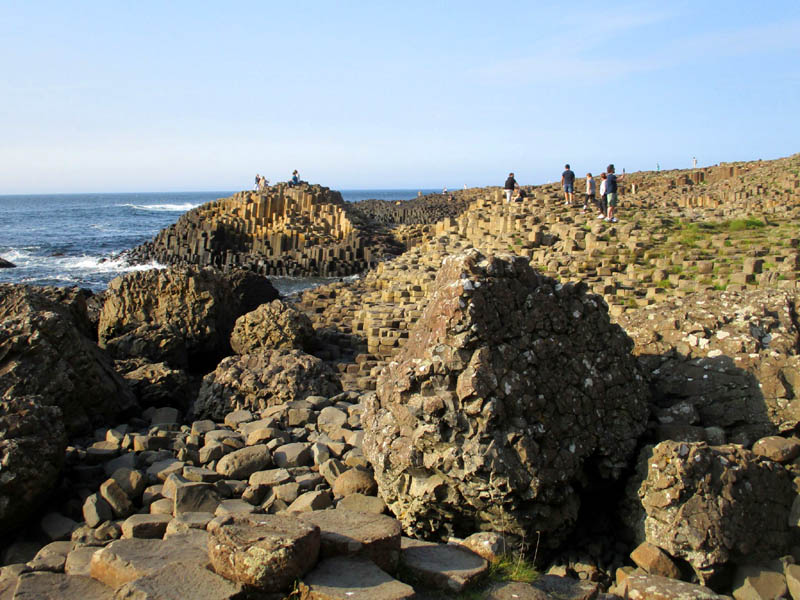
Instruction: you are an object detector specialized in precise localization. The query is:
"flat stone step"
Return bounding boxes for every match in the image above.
[89,533,208,589]
[299,509,402,573]
[300,556,415,600]
[12,572,113,599]
[400,536,487,593]
[113,560,244,600]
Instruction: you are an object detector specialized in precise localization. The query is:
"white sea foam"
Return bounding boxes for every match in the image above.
[119,203,198,212]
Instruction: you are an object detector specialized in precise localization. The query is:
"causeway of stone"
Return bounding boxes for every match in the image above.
[2,153,800,599]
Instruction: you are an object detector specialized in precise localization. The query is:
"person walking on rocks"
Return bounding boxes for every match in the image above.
[504,172,517,204]
[584,173,595,212]
[561,164,575,205]
[605,164,623,222]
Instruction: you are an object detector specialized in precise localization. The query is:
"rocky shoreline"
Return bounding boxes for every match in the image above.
[2,155,800,599]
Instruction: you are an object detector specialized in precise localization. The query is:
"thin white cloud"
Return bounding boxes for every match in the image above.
[475,16,800,86]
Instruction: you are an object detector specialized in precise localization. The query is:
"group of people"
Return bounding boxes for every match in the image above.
[562,163,623,222]
[505,163,623,223]
[253,170,301,192]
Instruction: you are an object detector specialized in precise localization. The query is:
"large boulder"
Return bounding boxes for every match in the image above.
[192,349,341,420]
[617,289,800,446]
[0,396,67,536]
[0,284,95,340]
[230,299,315,354]
[362,251,649,545]
[0,287,137,434]
[624,440,795,585]
[98,266,279,369]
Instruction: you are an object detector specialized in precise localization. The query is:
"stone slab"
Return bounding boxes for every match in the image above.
[113,560,244,600]
[300,556,415,600]
[12,572,113,599]
[400,536,487,593]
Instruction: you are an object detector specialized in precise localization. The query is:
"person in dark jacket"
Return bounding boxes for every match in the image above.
[504,172,517,204]
[561,164,575,205]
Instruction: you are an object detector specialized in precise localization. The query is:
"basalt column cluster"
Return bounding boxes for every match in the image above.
[128,184,375,277]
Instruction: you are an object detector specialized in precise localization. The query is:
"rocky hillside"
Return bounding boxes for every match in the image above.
[1,153,800,599]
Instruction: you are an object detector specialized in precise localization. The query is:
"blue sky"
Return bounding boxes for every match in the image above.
[2,1,799,193]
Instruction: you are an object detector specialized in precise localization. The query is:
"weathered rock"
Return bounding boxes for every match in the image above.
[27,541,73,572]
[121,514,172,539]
[331,469,377,498]
[617,289,800,445]
[165,512,214,536]
[0,286,137,434]
[40,512,78,542]
[453,532,508,563]
[65,546,99,576]
[0,257,15,269]
[732,564,788,600]
[122,361,193,409]
[206,513,320,592]
[12,572,114,599]
[288,491,333,513]
[99,479,134,519]
[193,349,341,420]
[0,396,66,536]
[299,556,415,600]
[89,533,208,589]
[752,436,800,463]
[272,442,311,469]
[336,494,386,515]
[174,482,222,516]
[483,581,551,599]
[400,537,487,592]
[299,509,402,573]
[363,251,649,543]
[114,560,244,600]
[630,542,681,580]
[215,444,272,480]
[626,441,794,584]
[531,575,599,600]
[230,299,315,354]
[98,266,278,369]
[617,571,728,599]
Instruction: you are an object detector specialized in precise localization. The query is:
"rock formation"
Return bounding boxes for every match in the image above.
[362,250,650,545]
[0,257,14,268]
[98,266,278,369]
[230,299,315,354]
[0,285,137,434]
[625,441,795,585]
[617,288,800,446]
[192,349,342,420]
[0,396,66,536]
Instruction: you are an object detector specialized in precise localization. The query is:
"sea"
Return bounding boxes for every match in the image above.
[0,189,438,295]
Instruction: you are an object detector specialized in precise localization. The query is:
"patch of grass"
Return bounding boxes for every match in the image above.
[727,218,765,231]
[488,554,539,584]
[657,279,674,289]
[713,283,728,291]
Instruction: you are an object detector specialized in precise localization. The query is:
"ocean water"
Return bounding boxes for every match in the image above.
[0,189,436,294]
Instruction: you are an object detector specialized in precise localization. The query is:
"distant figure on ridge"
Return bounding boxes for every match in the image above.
[692,157,697,169]
[254,174,261,191]
[504,172,517,204]
[289,170,300,187]
[584,173,595,213]
[562,164,575,206]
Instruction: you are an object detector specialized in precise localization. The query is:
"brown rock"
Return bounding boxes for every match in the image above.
[299,556,415,600]
[89,534,208,589]
[121,514,172,539]
[630,542,681,579]
[12,572,113,599]
[752,436,800,463]
[113,560,244,600]
[331,469,378,498]
[299,509,402,573]
[400,536,487,593]
[206,513,320,592]
[230,299,315,354]
[618,571,728,599]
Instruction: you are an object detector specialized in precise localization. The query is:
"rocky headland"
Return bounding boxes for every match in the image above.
[1,154,800,599]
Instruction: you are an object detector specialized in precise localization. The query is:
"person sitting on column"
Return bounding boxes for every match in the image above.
[289,170,300,187]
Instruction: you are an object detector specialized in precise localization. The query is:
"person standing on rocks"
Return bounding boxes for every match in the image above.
[584,172,595,213]
[605,164,623,222]
[561,164,575,206]
[504,172,517,204]
[254,174,261,191]
[597,172,608,219]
